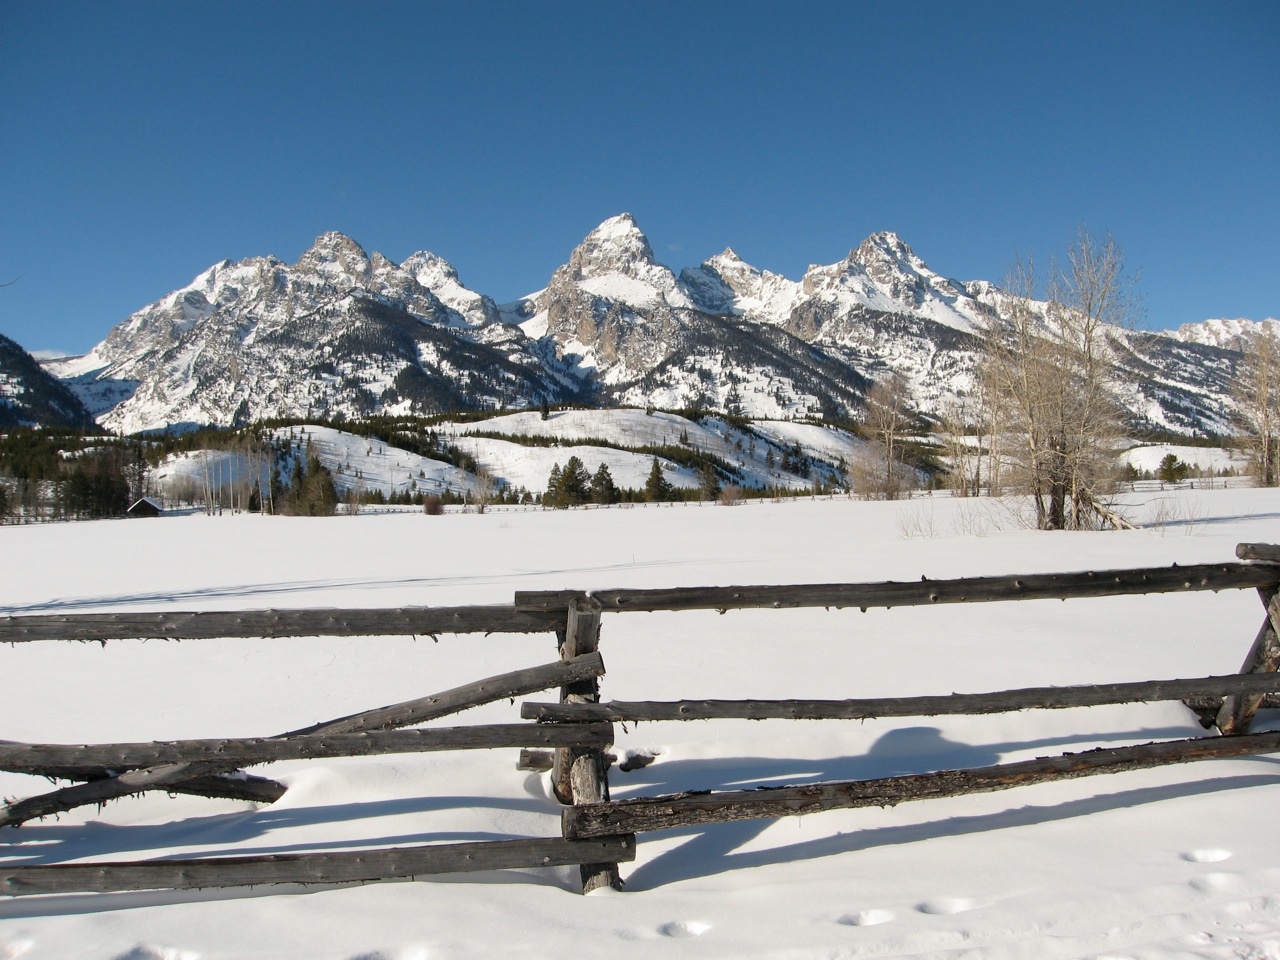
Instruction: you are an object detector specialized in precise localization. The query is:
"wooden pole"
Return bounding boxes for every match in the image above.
[552,596,621,893]
[1216,590,1280,734]
[0,835,637,896]
[563,731,1280,839]
[521,672,1280,723]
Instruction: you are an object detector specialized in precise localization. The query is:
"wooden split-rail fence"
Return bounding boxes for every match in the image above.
[4,542,1280,897]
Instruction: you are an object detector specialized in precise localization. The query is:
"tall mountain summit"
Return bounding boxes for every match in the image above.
[42,215,1243,435]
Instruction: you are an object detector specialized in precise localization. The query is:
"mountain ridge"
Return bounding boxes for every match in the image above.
[26,216,1259,435]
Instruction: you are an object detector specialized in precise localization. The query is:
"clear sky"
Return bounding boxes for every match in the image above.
[2,1,1276,356]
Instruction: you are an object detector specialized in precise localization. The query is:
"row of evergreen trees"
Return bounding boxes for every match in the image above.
[542,456,725,508]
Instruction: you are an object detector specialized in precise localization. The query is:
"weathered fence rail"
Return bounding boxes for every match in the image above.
[520,544,1280,884]
[0,603,560,642]
[563,732,1280,839]
[4,545,1280,898]
[521,672,1280,723]
[515,560,1279,614]
[0,605,627,894]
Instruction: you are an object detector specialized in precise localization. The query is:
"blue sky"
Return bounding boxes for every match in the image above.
[2,1,1276,356]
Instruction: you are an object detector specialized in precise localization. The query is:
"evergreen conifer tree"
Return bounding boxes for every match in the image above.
[559,456,590,506]
[545,462,563,508]
[698,463,721,501]
[590,462,618,504]
[645,457,674,502]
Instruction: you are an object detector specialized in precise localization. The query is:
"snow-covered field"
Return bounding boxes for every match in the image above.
[4,487,1280,959]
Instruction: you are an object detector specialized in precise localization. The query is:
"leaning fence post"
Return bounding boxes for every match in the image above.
[1216,588,1280,735]
[552,595,620,892]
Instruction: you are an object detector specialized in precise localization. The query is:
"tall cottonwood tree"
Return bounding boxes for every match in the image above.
[1231,324,1280,486]
[979,231,1139,530]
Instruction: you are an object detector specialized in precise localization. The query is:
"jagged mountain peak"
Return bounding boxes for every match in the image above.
[402,250,461,288]
[402,250,499,328]
[564,213,659,281]
[706,247,751,269]
[853,230,915,263]
[791,230,970,323]
[844,231,934,288]
[680,247,796,321]
[296,231,372,282]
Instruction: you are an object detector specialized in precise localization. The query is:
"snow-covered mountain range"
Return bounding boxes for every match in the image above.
[31,214,1264,435]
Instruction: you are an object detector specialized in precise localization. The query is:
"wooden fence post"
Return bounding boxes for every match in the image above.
[1216,588,1280,734]
[553,595,621,893]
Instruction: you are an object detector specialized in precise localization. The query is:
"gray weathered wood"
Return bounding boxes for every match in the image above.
[517,749,554,772]
[522,673,1280,723]
[0,835,637,896]
[0,723,615,775]
[514,562,1280,615]
[0,604,560,644]
[564,731,1280,838]
[10,769,287,803]
[551,597,620,893]
[285,651,605,737]
[0,652,605,828]
[1237,543,1280,562]
[1216,591,1280,734]
[153,773,288,804]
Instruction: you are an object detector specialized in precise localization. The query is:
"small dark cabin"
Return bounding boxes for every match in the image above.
[126,497,164,518]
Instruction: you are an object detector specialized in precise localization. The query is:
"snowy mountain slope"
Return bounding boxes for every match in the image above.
[1112,331,1241,434]
[0,333,95,429]
[45,215,1254,436]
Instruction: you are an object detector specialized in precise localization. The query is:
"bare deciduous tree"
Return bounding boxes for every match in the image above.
[978,230,1139,530]
[860,370,915,500]
[1231,324,1280,486]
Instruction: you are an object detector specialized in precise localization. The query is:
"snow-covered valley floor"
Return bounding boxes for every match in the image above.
[4,488,1280,959]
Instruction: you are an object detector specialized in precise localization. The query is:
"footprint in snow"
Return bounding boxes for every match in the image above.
[837,909,895,927]
[1182,848,1232,863]
[112,947,199,960]
[916,897,979,916]
[1189,872,1247,895]
[657,921,711,938]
